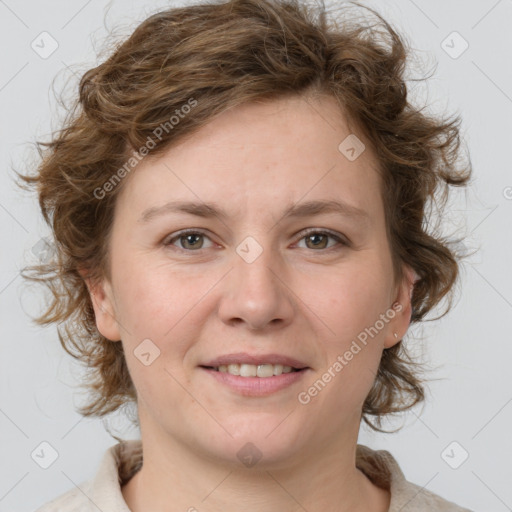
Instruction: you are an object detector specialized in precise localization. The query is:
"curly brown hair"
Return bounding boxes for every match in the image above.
[18,0,471,432]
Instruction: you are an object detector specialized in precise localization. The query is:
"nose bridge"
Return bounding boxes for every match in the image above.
[235,236,278,292]
[218,234,294,329]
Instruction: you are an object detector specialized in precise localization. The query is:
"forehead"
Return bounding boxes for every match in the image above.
[117,94,383,223]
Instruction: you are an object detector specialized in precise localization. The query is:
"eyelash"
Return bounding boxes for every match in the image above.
[163,228,349,253]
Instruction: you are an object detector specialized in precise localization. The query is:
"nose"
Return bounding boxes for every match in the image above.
[217,244,295,331]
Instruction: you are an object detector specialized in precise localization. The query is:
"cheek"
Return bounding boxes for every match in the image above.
[317,262,392,341]
[112,261,195,337]
[112,261,213,385]
[303,261,391,401]
[114,266,198,413]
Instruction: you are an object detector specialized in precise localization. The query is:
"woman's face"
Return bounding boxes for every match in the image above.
[90,94,413,467]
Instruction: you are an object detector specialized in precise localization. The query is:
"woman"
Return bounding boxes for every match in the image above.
[22,0,473,510]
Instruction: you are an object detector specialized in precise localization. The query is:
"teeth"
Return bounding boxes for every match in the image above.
[213,363,299,377]
[256,364,274,378]
[240,364,257,377]
[273,364,283,376]
[227,364,240,375]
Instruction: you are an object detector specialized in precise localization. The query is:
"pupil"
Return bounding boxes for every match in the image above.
[308,234,326,249]
[185,234,201,248]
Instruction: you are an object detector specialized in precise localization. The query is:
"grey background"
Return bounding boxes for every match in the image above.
[0,0,511,511]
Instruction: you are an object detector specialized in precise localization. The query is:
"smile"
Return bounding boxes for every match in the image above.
[206,363,301,378]
[200,365,308,396]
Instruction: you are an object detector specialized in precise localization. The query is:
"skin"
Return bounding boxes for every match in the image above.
[86,93,415,512]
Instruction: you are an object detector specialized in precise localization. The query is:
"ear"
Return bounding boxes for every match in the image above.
[383,265,417,349]
[79,269,122,342]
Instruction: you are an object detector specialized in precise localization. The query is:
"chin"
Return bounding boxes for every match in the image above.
[205,419,311,470]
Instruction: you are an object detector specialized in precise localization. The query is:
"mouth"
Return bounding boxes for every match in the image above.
[200,364,309,397]
[198,353,310,396]
[200,363,307,378]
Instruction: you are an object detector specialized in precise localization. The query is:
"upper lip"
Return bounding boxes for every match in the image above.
[201,353,309,369]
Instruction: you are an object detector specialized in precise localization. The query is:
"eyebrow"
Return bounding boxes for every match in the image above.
[139,199,370,224]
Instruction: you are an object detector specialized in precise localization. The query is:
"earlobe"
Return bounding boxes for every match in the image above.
[80,270,122,342]
[384,266,417,348]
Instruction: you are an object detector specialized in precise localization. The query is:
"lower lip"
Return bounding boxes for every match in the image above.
[200,367,308,396]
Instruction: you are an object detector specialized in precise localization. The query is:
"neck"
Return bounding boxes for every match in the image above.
[121,426,390,512]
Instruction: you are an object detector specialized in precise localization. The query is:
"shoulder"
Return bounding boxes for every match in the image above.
[33,439,142,512]
[34,481,93,511]
[356,444,475,512]
[392,476,474,511]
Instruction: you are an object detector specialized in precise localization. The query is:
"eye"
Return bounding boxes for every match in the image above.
[163,228,349,253]
[295,229,349,251]
[164,229,214,251]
